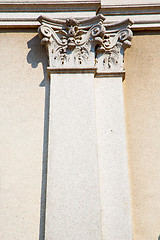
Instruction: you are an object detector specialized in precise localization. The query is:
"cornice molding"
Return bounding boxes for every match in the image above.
[0,1,100,12]
[0,2,159,30]
[38,14,133,75]
[0,1,100,28]
[99,3,160,15]
[99,4,160,31]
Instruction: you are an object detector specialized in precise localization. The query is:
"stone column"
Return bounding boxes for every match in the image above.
[38,15,133,240]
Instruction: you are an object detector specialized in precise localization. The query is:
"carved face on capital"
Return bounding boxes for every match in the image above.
[67,37,76,49]
[64,19,81,49]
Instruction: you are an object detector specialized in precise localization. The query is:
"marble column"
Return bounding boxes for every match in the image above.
[38,15,133,240]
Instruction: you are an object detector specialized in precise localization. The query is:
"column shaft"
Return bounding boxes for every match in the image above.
[95,76,132,240]
[45,72,101,240]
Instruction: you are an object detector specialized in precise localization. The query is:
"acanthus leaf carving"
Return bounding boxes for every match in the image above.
[38,15,133,72]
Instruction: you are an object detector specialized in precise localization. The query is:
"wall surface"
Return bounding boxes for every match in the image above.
[1,30,160,240]
[0,31,49,240]
[124,32,160,240]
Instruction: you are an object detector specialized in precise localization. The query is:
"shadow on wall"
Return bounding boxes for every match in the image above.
[27,34,50,240]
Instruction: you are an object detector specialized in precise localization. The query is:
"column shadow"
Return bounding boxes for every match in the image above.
[27,34,49,240]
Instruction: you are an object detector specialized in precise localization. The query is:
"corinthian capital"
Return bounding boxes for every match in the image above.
[38,15,133,73]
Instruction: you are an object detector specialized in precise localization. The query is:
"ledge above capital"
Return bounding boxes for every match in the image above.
[38,14,133,75]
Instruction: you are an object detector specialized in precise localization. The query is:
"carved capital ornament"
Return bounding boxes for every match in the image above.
[38,15,133,74]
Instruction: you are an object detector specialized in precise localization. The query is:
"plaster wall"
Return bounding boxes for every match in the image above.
[0,31,49,240]
[0,31,160,240]
[124,32,160,240]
